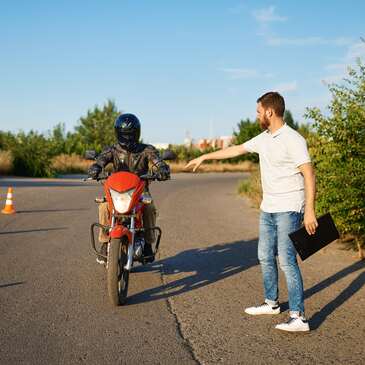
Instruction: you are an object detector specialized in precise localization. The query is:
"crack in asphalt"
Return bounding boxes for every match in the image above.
[159,264,202,365]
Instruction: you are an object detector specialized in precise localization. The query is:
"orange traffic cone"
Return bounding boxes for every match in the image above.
[2,187,16,214]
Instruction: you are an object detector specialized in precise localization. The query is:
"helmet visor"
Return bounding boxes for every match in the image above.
[116,130,138,146]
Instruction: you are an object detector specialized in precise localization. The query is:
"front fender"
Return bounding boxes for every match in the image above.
[110,224,132,242]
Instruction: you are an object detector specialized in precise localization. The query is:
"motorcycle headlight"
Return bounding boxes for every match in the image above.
[109,188,134,213]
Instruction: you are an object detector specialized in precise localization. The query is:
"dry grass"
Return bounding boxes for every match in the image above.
[53,155,257,175]
[0,150,13,175]
[52,154,93,174]
[1,152,257,176]
[170,160,256,173]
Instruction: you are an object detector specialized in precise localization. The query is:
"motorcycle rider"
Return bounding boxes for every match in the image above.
[88,113,170,264]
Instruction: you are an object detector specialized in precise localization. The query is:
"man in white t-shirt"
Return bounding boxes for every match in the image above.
[185,92,317,332]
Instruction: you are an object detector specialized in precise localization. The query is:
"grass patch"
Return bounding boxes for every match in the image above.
[170,160,256,173]
[238,168,262,208]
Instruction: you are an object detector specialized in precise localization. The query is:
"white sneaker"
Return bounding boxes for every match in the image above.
[275,313,310,332]
[245,301,281,315]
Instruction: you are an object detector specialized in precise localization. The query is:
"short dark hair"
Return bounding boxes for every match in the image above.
[257,92,285,117]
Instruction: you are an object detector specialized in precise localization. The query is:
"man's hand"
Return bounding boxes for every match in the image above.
[184,156,205,172]
[304,209,318,235]
[184,145,247,172]
[88,163,102,180]
[156,164,170,181]
[298,162,317,235]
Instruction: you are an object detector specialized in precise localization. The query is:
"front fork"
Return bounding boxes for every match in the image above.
[90,208,162,266]
[124,211,136,271]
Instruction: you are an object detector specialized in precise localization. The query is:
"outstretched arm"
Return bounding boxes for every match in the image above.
[185,144,248,172]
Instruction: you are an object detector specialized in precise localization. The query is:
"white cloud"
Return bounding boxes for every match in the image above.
[346,41,365,60]
[251,6,351,48]
[321,74,346,84]
[267,36,351,47]
[324,63,347,72]
[290,93,332,120]
[273,81,297,93]
[252,6,287,24]
[222,68,273,79]
[321,41,365,84]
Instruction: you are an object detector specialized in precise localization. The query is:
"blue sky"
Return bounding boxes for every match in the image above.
[1,0,364,144]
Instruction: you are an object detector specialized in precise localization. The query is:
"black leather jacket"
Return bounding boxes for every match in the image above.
[93,143,168,177]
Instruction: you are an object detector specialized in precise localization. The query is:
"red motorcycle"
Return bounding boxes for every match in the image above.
[86,150,175,306]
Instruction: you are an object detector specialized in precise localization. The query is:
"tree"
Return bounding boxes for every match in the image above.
[232,118,261,162]
[305,60,365,257]
[0,131,16,150]
[48,123,67,156]
[75,99,120,153]
[284,110,299,130]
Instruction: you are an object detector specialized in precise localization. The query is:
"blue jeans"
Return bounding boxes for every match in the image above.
[258,211,304,314]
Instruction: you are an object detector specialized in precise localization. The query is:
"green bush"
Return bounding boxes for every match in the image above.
[305,61,365,252]
[11,131,55,177]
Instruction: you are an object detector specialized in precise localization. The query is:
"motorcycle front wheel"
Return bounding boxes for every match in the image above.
[107,238,129,306]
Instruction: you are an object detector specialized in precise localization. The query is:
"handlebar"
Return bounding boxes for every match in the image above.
[83,172,109,182]
[83,172,170,182]
[140,174,159,181]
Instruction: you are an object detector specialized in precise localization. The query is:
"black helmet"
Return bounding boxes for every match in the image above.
[114,113,141,150]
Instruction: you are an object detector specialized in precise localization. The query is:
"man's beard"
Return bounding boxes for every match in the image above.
[259,115,270,130]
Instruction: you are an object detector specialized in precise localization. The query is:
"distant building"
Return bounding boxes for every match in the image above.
[184,130,193,148]
[194,136,234,151]
[184,137,193,148]
[152,143,170,150]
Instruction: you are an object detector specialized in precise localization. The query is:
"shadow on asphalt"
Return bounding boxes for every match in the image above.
[309,260,365,330]
[280,260,365,329]
[0,281,26,289]
[129,244,365,330]
[0,227,68,235]
[126,239,258,305]
[0,177,91,188]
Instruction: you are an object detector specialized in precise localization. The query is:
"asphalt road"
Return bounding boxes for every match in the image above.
[0,173,364,365]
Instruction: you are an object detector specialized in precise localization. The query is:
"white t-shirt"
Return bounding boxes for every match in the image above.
[243,124,311,213]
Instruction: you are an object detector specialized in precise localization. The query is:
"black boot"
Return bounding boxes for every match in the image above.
[96,243,107,265]
[143,243,155,263]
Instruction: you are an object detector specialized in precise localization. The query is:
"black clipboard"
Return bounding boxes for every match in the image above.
[289,213,340,261]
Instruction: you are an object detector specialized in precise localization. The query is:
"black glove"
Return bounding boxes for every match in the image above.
[156,164,170,181]
[88,163,102,180]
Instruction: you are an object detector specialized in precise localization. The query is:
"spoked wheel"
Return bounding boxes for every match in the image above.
[107,238,129,306]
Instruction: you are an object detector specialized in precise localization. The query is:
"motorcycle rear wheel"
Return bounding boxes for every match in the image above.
[107,238,129,306]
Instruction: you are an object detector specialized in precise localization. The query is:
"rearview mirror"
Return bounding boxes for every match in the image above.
[85,150,97,160]
[161,150,177,161]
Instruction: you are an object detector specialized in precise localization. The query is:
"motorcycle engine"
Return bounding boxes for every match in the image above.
[133,236,145,259]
